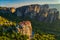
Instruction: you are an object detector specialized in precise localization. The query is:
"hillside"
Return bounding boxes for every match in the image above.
[0,16,16,26]
[0,4,60,40]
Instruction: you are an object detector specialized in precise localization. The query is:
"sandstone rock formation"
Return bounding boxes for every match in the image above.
[10,7,16,13]
[16,21,32,39]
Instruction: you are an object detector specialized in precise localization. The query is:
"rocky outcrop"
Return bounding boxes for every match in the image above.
[0,4,59,23]
[46,8,59,23]
[10,7,16,13]
[16,4,59,23]
[16,21,32,39]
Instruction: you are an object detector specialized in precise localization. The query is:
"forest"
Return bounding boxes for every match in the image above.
[0,12,60,40]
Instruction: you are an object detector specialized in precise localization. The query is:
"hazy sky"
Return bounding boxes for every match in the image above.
[0,0,60,7]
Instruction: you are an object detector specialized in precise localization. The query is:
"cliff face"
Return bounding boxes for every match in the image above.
[0,4,59,23]
[16,21,32,39]
[16,4,59,23]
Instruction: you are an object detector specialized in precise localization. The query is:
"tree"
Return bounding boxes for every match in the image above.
[31,34,56,40]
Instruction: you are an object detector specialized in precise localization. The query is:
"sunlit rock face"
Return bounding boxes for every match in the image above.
[16,21,32,39]
[28,5,40,13]
[10,7,16,13]
[16,4,59,23]
[16,4,49,18]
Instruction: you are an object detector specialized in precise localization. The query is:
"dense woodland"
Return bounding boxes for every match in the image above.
[0,12,60,40]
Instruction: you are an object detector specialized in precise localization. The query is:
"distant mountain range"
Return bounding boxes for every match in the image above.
[0,4,59,23]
